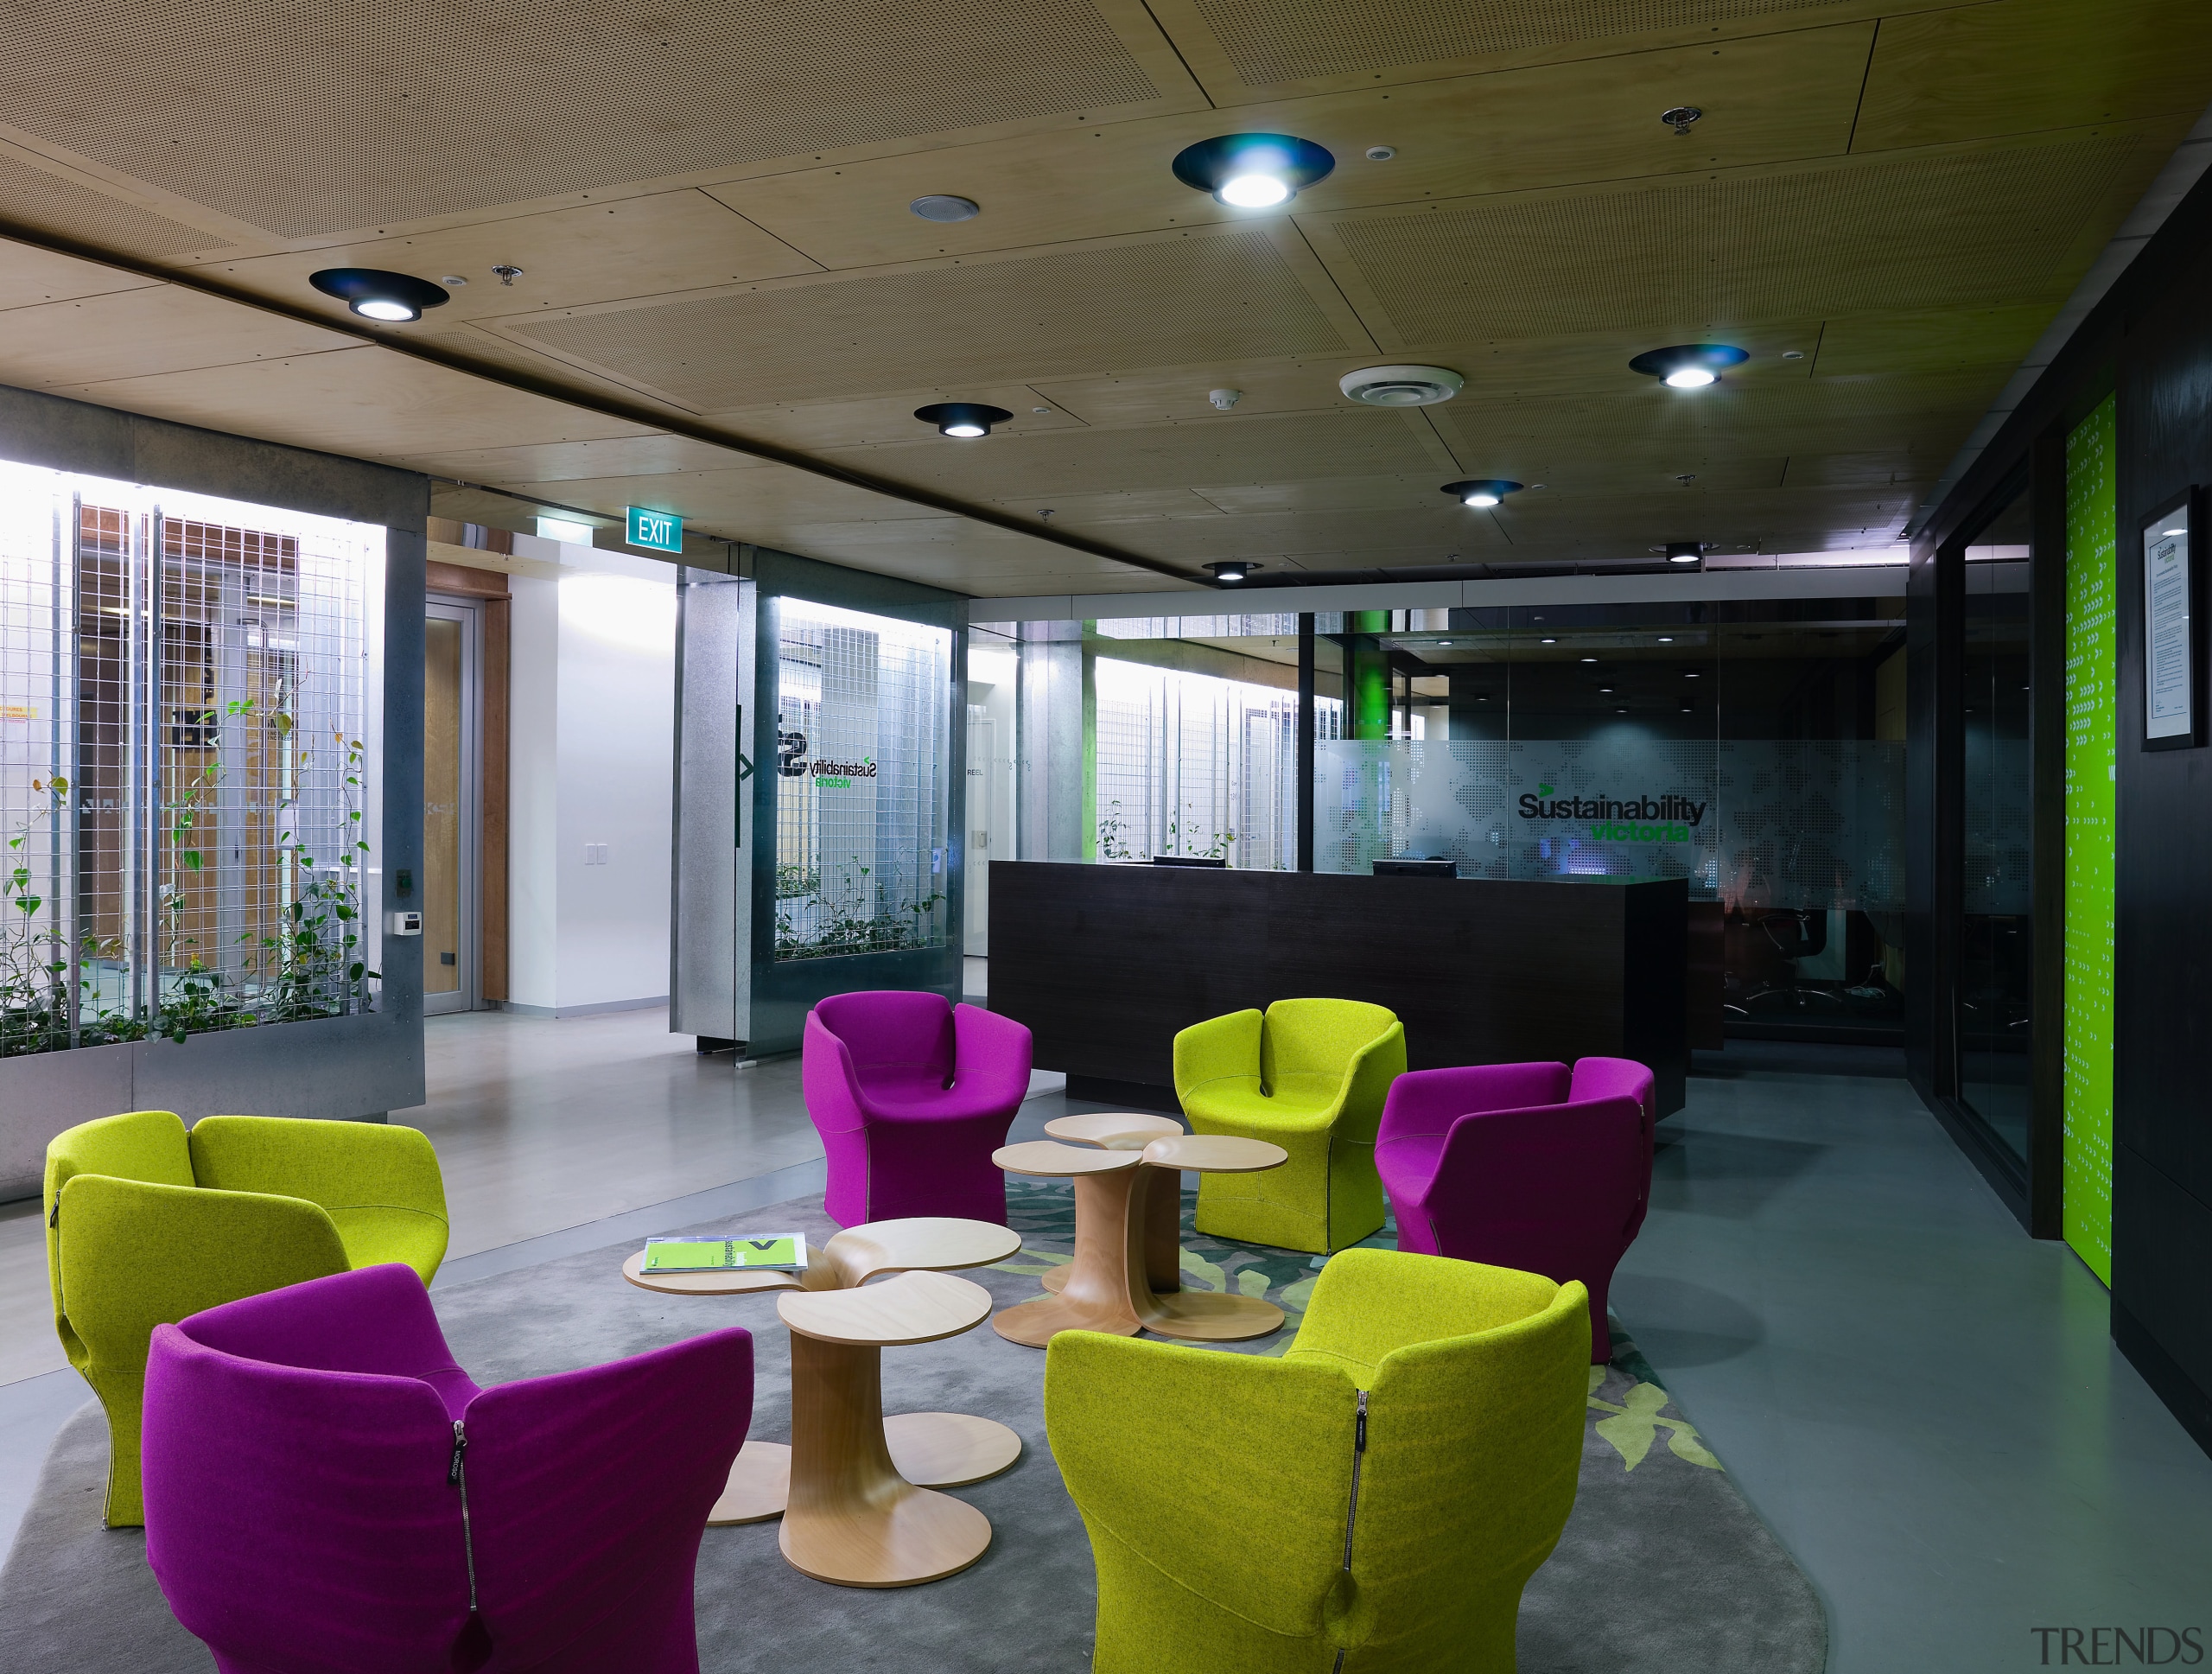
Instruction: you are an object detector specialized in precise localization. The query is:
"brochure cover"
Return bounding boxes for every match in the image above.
[642,1233,805,1273]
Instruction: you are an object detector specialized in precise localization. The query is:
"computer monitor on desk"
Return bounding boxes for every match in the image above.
[1372,858,1457,878]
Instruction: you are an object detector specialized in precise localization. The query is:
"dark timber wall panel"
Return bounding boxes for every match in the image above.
[988,862,1687,1115]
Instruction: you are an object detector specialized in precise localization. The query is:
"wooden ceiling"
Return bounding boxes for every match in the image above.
[0,0,2203,597]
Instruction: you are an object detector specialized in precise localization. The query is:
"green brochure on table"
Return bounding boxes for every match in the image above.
[642,1233,805,1273]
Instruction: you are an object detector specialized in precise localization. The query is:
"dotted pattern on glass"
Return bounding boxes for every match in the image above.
[773,599,951,962]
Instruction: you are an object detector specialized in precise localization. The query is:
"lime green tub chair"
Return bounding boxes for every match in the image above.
[43,1109,449,1526]
[1173,998,1406,1253]
[1046,1249,1589,1673]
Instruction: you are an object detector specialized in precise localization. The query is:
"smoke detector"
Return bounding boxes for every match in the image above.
[1338,365,1463,407]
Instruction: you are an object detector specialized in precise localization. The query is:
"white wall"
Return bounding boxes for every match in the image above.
[505,538,677,1015]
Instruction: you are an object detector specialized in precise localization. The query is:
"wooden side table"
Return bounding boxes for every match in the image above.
[1040,1112,1184,1294]
[989,1135,1288,1349]
[622,1217,1022,1531]
[779,1271,997,1588]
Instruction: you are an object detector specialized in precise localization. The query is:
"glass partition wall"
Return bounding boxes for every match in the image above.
[1958,492,2036,1164]
[988,595,1911,1041]
[0,460,382,1055]
[772,597,953,962]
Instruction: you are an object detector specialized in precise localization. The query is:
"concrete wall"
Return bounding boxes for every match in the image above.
[505,538,677,1016]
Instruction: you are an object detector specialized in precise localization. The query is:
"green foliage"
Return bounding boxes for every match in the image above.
[0,716,378,1057]
[1096,798,1135,861]
[774,857,945,962]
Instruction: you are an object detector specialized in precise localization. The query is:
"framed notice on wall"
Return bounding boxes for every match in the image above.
[2141,489,2201,749]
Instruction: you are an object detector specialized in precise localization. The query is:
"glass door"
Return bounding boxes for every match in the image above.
[423,598,480,1015]
[1958,493,2034,1161]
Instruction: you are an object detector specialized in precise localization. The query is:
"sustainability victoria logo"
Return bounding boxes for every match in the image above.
[1517,780,1706,843]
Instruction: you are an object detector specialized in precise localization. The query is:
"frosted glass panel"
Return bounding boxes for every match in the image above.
[1314,735,1906,912]
[772,598,952,960]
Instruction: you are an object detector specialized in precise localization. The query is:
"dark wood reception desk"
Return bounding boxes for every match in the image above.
[988,863,1688,1117]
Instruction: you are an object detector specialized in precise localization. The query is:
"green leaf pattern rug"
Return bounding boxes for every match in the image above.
[995,1176,1722,1477]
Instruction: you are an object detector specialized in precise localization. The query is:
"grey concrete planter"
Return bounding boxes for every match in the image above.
[0,1009,424,1202]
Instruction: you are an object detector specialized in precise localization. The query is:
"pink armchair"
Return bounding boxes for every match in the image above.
[802,990,1033,1226]
[1374,1058,1656,1361]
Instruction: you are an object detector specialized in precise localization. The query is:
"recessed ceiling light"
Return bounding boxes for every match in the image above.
[1616,707,1630,714]
[1782,350,1806,360]
[1205,560,1262,583]
[1173,134,1335,208]
[1441,478,1522,508]
[1661,542,1707,565]
[309,268,450,322]
[1684,671,1701,679]
[911,194,980,222]
[1540,637,1557,644]
[1599,686,1614,693]
[1581,657,1598,664]
[1435,640,1452,646]
[913,402,1014,438]
[1630,344,1748,389]
[1657,635,1674,642]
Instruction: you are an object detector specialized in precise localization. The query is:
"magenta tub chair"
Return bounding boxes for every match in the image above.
[142,1264,753,1674]
[803,990,1033,1226]
[1374,1057,1656,1362]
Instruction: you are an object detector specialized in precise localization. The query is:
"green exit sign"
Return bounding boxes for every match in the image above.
[626,506,683,553]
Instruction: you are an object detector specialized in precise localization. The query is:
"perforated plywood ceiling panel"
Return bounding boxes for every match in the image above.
[0,153,229,258]
[1321,132,2162,349]
[1182,0,1853,87]
[0,287,351,389]
[48,346,658,461]
[514,232,1349,411]
[859,410,1437,500]
[3,0,1162,238]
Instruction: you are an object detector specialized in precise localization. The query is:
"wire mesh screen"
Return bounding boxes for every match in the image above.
[1093,657,1300,869]
[773,598,951,960]
[0,459,379,1054]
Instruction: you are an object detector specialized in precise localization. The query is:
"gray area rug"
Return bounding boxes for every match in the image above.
[0,1186,1825,1672]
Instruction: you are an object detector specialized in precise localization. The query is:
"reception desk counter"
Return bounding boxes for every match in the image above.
[988,863,1688,1117]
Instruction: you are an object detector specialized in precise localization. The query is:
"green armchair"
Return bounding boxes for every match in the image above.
[1173,998,1406,1253]
[43,1110,449,1526]
[1046,1249,1590,1674]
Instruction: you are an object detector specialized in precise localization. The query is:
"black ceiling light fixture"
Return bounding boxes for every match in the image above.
[1660,541,1713,565]
[308,268,450,322]
[1441,478,1523,508]
[1172,133,1334,208]
[1205,560,1262,583]
[913,402,1014,438]
[1630,343,1748,390]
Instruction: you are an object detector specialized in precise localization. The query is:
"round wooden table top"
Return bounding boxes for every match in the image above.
[824,1218,1021,1286]
[1043,1112,1185,1151]
[1141,1133,1290,1174]
[779,1270,995,1346]
[621,1247,819,1295]
[993,1139,1145,1178]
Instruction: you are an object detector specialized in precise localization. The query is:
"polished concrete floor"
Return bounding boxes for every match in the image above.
[3,1004,2209,1671]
